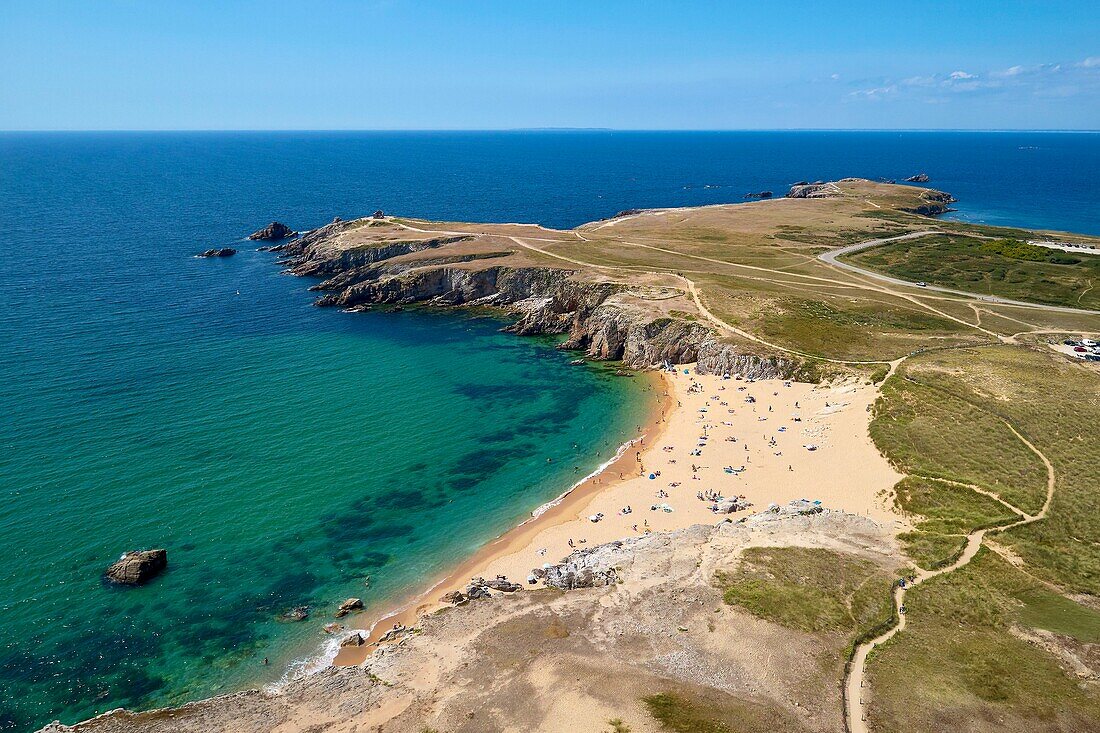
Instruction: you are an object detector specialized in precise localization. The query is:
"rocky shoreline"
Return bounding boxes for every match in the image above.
[266,219,808,379]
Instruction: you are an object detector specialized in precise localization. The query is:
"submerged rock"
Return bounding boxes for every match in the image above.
[277,605,310,623]
[248,222,297,241]
[104,549,167,585]
[197,248,237,258]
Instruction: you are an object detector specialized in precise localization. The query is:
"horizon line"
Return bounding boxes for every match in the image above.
[2,127,1100,134]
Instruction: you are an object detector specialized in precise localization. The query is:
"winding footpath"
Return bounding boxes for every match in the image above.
[844,417,1056,733]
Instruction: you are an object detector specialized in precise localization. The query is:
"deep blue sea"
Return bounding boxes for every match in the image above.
[1,131,1099,731]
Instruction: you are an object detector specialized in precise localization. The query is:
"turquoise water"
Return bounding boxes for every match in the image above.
[2,131,1099,731]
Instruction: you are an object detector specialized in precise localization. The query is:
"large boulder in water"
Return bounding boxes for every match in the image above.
[197,248,237,258]
[248,221,297,241]
[905,173,930,183]
[105,549,167,585]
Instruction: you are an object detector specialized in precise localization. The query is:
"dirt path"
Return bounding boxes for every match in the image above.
[844,413,1056,733]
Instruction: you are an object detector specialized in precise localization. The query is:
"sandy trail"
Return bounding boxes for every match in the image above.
[845,413,1056,733]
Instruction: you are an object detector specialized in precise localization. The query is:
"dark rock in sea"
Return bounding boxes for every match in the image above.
[905,173,930,183]
[248,221,297,241]
[197,248,237,258]
[372,210,385,219]
[743,191,773,199]
[277,605,310,623]
[323,622,343,634]
[340,632,365,647]
[792,180,809,186]
[335,597,364,618]
[105,549,167,585]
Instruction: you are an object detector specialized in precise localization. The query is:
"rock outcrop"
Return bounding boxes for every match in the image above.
[105,549,167,585]
[905,173,930,183]
[786,183,835,198]
[534,545,622,590]
[743,191,773,199]
[335,598,364,618]
[267,225,804,378]
[902,189,956,216]
[197,248,237,258]
[248,222,297,241]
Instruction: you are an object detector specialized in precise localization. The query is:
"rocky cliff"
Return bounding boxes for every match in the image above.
[270,221,806,379]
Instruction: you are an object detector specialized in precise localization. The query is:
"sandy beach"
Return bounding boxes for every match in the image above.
[334,366,905,665]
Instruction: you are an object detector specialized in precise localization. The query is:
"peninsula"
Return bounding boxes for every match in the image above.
[43,180,1100,733]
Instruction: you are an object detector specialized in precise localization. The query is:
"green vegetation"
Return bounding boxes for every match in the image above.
[640,691,799,733]
[895,476,1018,535]
[754,295,974,362]
[892,476,1019,568]
[871,376,1048,514]
[897,530,966,570]
[867,550,1100,730]
[845,233,1100,309]
[902,346,1100,594]
[716,547,893,636]
[605,719,632,733]
[867,346,1100,729]
[642,694,729,733]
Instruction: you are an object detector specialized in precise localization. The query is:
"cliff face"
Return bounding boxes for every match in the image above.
[272,222,806,379]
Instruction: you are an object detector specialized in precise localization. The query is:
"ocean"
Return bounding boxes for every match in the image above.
[1,130,1098,731]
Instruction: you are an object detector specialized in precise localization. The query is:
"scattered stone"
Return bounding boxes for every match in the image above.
[340,632,365,647]
[197,248,237,258]
[105,549,167,585]
[905,173,930,183]
[247,222,296,241]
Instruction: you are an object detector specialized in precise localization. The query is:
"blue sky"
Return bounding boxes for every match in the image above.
[1,1,1097,130]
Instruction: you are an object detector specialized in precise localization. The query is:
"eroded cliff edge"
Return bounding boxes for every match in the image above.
[268,217,811,380]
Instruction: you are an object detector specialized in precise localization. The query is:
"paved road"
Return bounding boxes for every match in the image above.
[820,231,1100,317]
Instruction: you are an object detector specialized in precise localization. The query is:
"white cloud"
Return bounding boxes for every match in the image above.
[848,56,1100,102]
